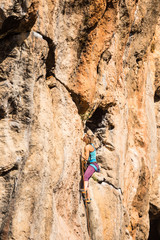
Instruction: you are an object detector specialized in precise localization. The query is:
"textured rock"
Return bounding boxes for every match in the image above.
[0,0,160,240]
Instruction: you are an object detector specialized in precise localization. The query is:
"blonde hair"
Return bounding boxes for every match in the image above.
[83,134,94,144]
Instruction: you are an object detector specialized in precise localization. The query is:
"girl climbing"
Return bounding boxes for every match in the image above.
[81,133,100,203]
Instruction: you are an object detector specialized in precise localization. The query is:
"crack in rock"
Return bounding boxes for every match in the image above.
[34,31,56,78]
[0,162,19,176]
[33,31,86,113]
[98,177,122,194]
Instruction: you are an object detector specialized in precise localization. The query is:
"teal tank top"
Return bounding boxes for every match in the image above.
[88,144,96,163]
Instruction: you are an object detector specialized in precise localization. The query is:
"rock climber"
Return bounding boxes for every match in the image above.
[81,133,100,203]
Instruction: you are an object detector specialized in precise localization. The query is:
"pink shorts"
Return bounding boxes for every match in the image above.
[84,163,99,181]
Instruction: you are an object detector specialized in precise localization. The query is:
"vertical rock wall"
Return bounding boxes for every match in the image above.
[0,0,160,239]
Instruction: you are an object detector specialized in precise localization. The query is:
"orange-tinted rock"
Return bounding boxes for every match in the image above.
[0,0,160,240]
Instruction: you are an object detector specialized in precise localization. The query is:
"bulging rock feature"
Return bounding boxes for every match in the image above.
[0,0,160,239]
[0,1,39,39]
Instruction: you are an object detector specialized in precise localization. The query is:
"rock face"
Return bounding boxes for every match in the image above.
[0,0,160,239]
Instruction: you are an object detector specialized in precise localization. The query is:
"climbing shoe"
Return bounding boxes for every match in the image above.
[86,198,92,204]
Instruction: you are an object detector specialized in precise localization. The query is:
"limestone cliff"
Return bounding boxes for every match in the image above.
[0,0,160,239]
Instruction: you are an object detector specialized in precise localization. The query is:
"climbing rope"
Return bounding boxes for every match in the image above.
[80,155,91,238]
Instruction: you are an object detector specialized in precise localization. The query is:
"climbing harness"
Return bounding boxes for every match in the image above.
[90,163,98,172]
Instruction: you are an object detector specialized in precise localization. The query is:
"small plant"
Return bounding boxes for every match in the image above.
[80,103,98,121]
[150,43,155,53]
[92,174,98,182]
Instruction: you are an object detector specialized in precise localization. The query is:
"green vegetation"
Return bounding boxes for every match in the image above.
[80,103,98,121]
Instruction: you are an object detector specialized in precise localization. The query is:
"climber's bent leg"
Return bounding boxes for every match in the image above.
[84,165,95,181]
[84,165,95,200]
